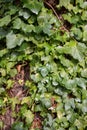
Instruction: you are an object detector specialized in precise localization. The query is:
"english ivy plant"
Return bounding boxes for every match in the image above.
[0,0,87,130]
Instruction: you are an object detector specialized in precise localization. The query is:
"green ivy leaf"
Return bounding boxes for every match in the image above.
[59,0,70,7]
[8,5,18,15]
[0,15,11,27]
[69,126,77,130]
[6,32,24,49]
[11,122,24,130]
[71,27,82,40]
[0,28,7,39]
[40,67,48,77]
[0,49,8,57]
[6,32,18,49]
[41,98,52,108]
[6,62,15,73]
[43,23,51,35]
[76,78,87,89]
[82,100,87,113]
[11,122,28,130]
[81,69,87,78]
[19,9,30,19]
[83,25,87,41]
[59,55,73,67]
[22,24,35,33]
[80,2,87,9]
[13,18,22,29]
[63,79,77,90]
[9,68,17,77]
[22,0,42,14]
[56,40,86,61]
[81,11,87,20]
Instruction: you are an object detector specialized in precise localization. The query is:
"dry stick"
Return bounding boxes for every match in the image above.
[44,1,61,22]
[44,1,69,32]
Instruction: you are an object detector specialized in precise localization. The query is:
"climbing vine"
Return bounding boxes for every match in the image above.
[0,0,87,129]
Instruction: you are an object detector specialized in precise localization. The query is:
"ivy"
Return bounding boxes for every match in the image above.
[0,0,87,130]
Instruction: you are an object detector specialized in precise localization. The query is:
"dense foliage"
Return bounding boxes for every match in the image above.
[0,0,87,129]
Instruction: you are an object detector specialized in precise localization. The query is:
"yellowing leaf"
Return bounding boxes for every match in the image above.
[23,110,34,125]
[21,97,31,105]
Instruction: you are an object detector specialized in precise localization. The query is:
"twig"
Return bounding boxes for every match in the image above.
[44,1,69,32]
[44,1,78,42]
[44,1,60,22]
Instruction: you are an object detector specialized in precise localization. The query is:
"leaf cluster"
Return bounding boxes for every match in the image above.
[0,0,87,130]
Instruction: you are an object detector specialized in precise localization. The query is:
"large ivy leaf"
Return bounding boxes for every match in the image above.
[40,98,52,108]
[13,18,35,33]
[22,24,35,33]
[0,49,8,57]
[8,5,18,15]
[13,18,22,29]
[63,14,80,24]
[70,27,82,40]
[59,55,74,67]
[56,40,86,61]
[22,0,42,14]
[64,98,75,111]
[63,79,77,90]
[19,9,30,20]
[6,32,17,49]
[43,23,52,35]
[6,32,24,49]
[0,15,11,27]
[37,8,52,25]
[76,78,87,89]
[80,2,87,9]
